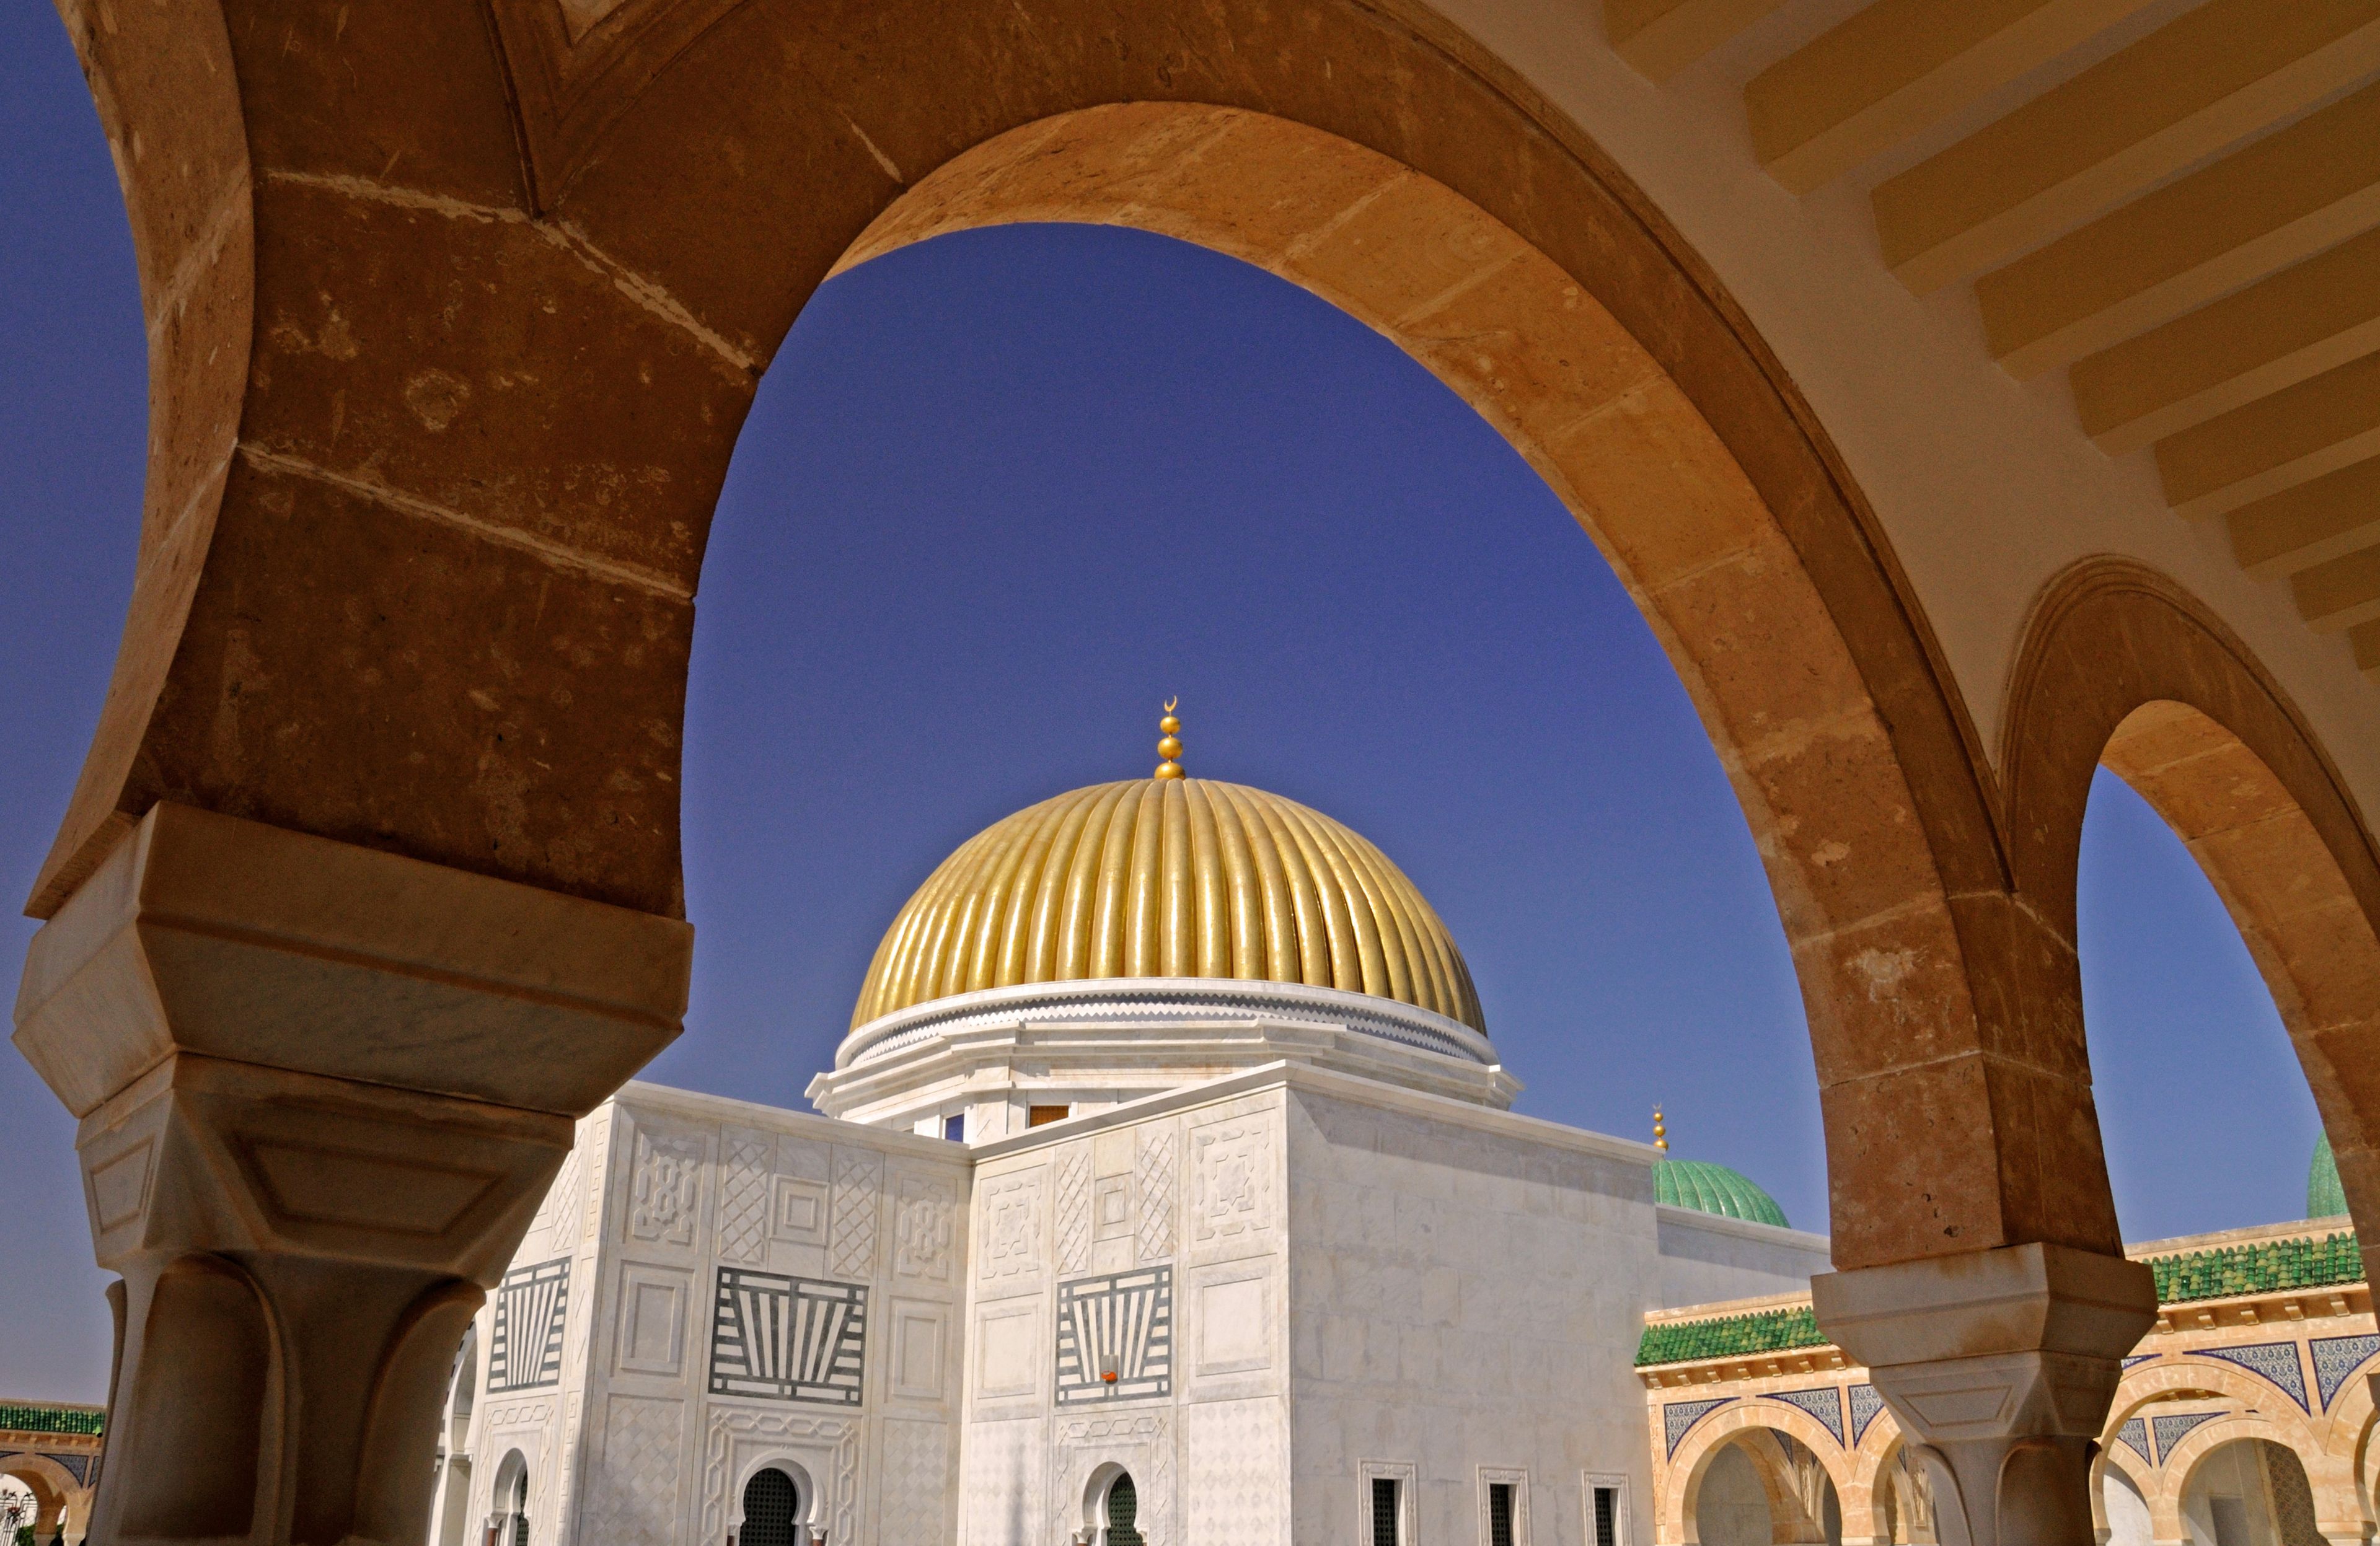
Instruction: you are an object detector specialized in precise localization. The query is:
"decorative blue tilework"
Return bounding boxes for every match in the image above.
[2309,1333,2380,1410]
[1849,1384,1887,1445]
[2116,1418,2151,1465]
[2122,1355,2156,1371]
[1665,1397,1737,1456]
[1770,1387,1847,1446]
[2150,1409,2224,1462]
[2197,1343,2310,1410]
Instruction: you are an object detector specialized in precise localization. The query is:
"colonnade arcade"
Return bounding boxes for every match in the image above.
[22,1,2380,1543]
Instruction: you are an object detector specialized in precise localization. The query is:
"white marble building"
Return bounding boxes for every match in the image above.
[425,763,1828,1546]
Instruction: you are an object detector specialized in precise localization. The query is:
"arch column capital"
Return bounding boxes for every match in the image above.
[12,802,691,1546]
[1814,1242,2157,1546]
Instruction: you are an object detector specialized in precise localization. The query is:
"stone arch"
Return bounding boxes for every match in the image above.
[2094,1440,2155,1542]
[2157,1421,2343,1545]
[50,0,2117,1265]
[488,1449,531,1546]
[1847,1428,1931,1546]
[1669,1405,1859,1545]
[0,1455,81,1537]
[2005,558,2380,1260]
[2107,1359,2326,1451]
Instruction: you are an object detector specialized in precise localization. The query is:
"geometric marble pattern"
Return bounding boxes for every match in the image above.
[829,1148,883,1281]
[1056,1147,1094,1275]
[1849,1384,1887,1446]
[2117,1417,2151,1465]
[1665,1397,1735,1457]
[717,1136,772,1264]
[1184,1397,1280,1546]
[581,1395,685,1546]
[1136,1127,1176,1262]
[1056,1266,1173,1405]
[1770,1387,1846,1445]
[2150,1408,2224,1462]
[2198,1343,2310,1411]
[488,1257,570,1393]
[708,1269,867,1405]
[2309,1333,2380,1410]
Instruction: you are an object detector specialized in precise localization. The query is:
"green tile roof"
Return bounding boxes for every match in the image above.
[1655,1159,1791,1229]
[0,1402,102,1436]
[1636,1304,1827,1366]
[2144,1229,2363,1304]
[1639,1231,2369,1367]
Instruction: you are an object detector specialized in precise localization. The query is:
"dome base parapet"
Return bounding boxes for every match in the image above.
[809,980,1517,1135]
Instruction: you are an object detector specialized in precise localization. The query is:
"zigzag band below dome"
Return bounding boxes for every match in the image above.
[835,977,1497,1070]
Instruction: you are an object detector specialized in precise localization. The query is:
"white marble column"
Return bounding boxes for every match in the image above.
[1814,1244,2158,1546]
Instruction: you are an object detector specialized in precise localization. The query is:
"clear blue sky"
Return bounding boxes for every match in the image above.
[0,9,2322,1400]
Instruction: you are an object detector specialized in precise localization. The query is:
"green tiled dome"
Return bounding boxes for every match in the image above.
[1655,1158,1790,1229]
[2311,1131,2349,1219]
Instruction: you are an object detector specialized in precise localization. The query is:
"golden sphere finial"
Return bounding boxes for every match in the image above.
[1653,1107,1668,1153]
[1155,698,1184,779]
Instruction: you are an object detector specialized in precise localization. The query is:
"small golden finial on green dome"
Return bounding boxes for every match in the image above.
[1155,698,1184,780]
[1653,1107,1668,1152]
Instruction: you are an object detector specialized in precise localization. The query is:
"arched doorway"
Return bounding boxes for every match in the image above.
[2178,1439,2324,1546]
[739,1467,800,1546]
[1690,1431,1844,1546]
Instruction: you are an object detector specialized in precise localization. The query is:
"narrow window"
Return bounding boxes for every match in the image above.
[943,1113,965,1141]
[1373,1477,1402,1546]
[1029,1104,1070,1128]
[740,1468,799,1546]
[1594,1485,1620,1546]
[1489,1482,1517,1546]
[1105,1471,1145,1546]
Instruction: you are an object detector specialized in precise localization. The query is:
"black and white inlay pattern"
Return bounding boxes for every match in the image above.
[1663,1397,1735,1457]
[1055,1266,1173,1404]
[708,1268,868,1405]
[1848,1384,1886,1445]
[487,1258,570,1392]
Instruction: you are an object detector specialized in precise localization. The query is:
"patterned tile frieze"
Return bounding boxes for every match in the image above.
[2196,1343,2310,1410]
[828,1146,883,1280]
[1769,1387,1846,1445]
[716,1135,772,1264]
[2149,1408,2224,1462]
[1664,1397,1735,1457]
[488,1258,570,1392]
[1135,1127,1176,1262]
[2116,1418,2151,1465]
[2309,1333,2380,1409]
[1056,1266,1174,1404]
[1848,1384,1886,1446]
[708,1268,867,1405]
[2122,1354,2156,1371]
[1056,1146,1094,1275]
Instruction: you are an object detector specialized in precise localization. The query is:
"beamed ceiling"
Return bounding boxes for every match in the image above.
[1610,0,2380,678]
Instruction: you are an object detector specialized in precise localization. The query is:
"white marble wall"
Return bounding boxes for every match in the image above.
[1282,1082,1831,1546]
[958,1083,1294,1546]
[1655,1210,1833,1311]
[456,1083,971,1546]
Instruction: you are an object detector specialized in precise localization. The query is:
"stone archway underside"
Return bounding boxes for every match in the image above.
[53,0,2130,1270]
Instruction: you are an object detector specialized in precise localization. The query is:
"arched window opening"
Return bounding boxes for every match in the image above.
[487,1452,527,1546]
[740,1468,800,1546]
[1100,1470,1144,1546]
[1693,1433,1841,1546]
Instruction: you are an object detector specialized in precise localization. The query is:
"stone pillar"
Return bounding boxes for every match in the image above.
[14,804,689,1546]
[1813,1244,2157,1546]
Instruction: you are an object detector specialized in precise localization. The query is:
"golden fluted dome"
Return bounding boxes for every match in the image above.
[851,778,1484,1034]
